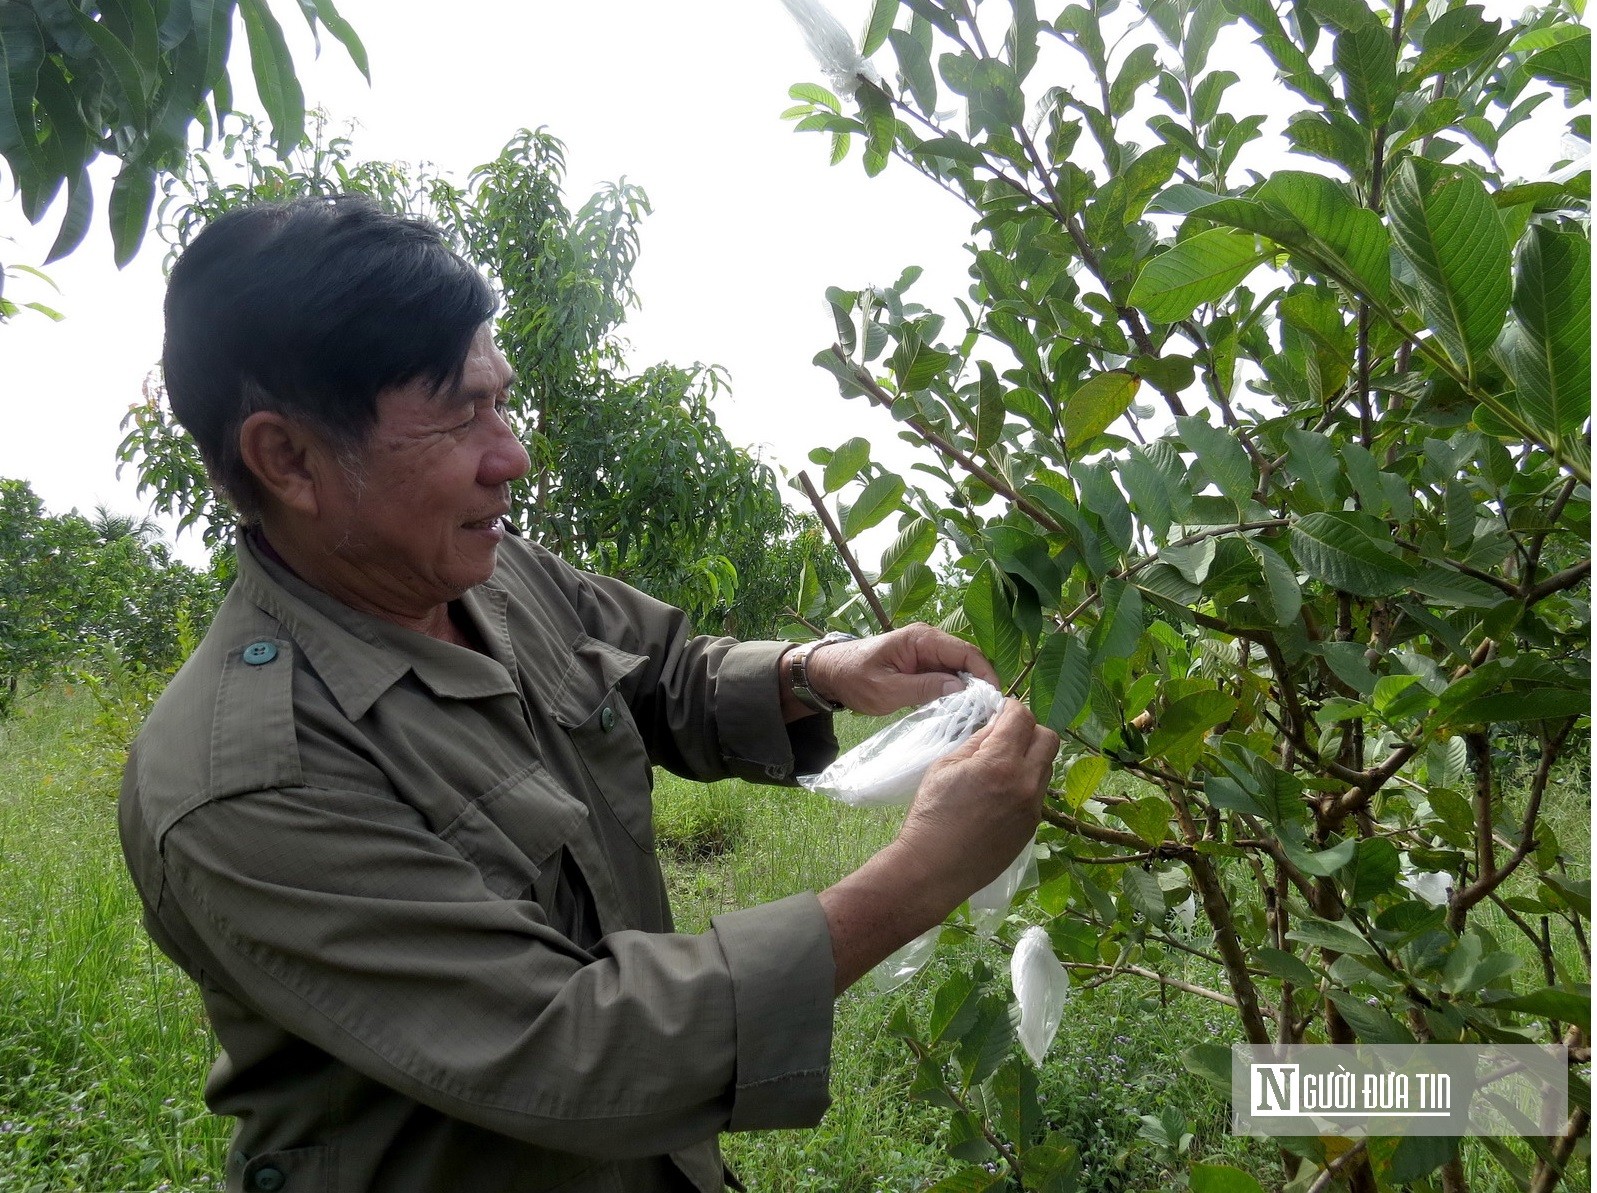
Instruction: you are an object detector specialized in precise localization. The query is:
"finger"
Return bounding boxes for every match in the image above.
[904,626,1002,688]
[972,699,1039,754]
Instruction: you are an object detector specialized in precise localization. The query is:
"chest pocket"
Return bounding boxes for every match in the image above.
[552,637,655,854]
[439,761,589,900]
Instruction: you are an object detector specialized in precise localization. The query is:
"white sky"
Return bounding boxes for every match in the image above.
[1,0,974,566]
[0,0,1577,569]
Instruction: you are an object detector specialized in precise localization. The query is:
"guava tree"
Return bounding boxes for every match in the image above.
[118,122,838,635]
[783,0,1589,1188]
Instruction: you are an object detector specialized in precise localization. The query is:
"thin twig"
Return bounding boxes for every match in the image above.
[796,470,894,632]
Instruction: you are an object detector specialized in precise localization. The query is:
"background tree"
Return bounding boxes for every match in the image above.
[782,0,1589,1188]
[118,120,841,635]
[0,477,222,717]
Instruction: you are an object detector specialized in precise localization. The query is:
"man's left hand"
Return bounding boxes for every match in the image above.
[802,623,1002,716]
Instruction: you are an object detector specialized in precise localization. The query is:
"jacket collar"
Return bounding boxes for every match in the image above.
[233,535,519,721]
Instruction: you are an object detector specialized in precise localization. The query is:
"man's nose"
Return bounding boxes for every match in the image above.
[481,416,532,487]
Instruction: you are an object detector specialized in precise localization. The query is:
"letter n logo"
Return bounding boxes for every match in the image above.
[1251,1064,1299,1115]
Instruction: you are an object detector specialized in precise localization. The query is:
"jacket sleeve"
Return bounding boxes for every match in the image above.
[156,783,835,1157]
[529,547,839,784]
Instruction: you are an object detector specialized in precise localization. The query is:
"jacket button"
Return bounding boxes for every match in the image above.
[599,706,616,732]
[242,641,278,666]
[250,1166,286,1192]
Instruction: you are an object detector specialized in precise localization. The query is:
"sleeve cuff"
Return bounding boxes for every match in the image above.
[714,641,839,784]
[711,892,834,1131]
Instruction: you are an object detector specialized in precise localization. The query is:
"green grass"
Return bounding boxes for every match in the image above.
[0,687,227,1193]
[2,690,1589,1192]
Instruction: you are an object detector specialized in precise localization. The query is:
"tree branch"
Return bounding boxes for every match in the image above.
[796,470,894,632]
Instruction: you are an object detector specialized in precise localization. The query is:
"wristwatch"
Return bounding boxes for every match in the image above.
[787,631,857,713]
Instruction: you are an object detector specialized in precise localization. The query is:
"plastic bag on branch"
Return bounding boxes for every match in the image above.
[778,0,884,99]
[969,833,1037,937]
[798,676,1005,807]
[870,925,942,993]
[1011,926,1070,1067]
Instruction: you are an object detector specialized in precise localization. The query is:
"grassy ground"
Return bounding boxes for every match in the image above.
[0,688,1588,1191]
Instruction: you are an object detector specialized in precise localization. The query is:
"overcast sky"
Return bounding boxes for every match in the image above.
[0,0,1573,569]
[1,0,977,565]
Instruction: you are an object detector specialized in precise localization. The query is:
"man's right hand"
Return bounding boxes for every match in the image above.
[896,699,1058,905]
[817,699,1059,993]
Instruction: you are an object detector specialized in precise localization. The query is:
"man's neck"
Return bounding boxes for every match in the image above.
[250,524,470,647]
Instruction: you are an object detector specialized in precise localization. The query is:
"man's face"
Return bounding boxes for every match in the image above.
[319,324,531,616]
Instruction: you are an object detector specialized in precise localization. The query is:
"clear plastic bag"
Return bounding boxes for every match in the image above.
[870,924,941,993]
[1010,926,1070,1066]
[798,675,1004,807]
[969,833,1036,937]
[778,0,884,98]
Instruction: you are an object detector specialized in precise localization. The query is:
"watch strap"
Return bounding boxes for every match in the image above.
[788,632,854,713]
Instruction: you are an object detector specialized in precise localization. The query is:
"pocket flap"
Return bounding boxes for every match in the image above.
[439,762,589,898]
[551,636,648,728]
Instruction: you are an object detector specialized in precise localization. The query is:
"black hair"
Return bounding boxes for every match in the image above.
[161,194,499,523]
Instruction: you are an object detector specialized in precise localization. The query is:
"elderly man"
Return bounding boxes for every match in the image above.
[119,195,1057,1193]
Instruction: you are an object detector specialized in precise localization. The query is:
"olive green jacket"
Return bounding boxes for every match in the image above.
[119,535,839,1193]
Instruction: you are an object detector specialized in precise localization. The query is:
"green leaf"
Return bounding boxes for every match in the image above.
[1129,228,1272,322]
[1254,172,1391,303]
[1191,1165,1265,1193]
[1334,23,1397,126]
[1441,686,1591,726]
[790,81,842,113]
[1487,988,1590,1024]
[912,134,989,167]
[237,0,307,156]
[1291,512,1418,597]
[924,1168,1005,1192]
[1063,371,1140,451]
[1113,796,1170,845]
[1182,1042,1235,1094]
[1287,916,1378,957]
[108,162,156,269]
[825,437,872,493]
[1281,428,1341,511]
[1525,31,1590,98]
[1255,946,1321,986]
[1087,578,1144,667]
[1146,691,1236,760]
[1176,415,1255,511]
[1386,158,1512,380]
[842,473,905,538]
[1388,1136,1461,1184]
[976,361,1005,450]
[939,52,1025,136]
[889,27,938,115]
[68,8,150,129]
[862,0,898,56]
[1123,866,1168,921]
[878,516,937,584]
[1501,225,1590,451]
[1032,631,1091,731]
[1245,540,1302,627]
[306,0,370,80]
[1063,754,1109,809]
[1327,990,1415,1043]
[43,169,93,265]
[886,561,938,621]
[964,561,1022,683]
[1346,837,1401,904]
[1282,835,1357,877]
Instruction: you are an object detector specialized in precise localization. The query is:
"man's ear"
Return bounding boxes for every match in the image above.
[238,411,340,519]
